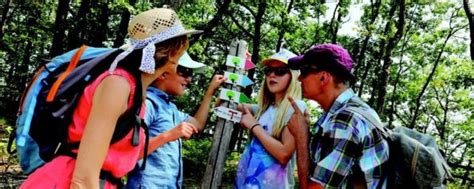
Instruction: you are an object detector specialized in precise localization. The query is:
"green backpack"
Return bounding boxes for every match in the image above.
[347,104,452,188]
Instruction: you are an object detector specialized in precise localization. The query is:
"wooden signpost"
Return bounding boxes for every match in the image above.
[201,40,255,188]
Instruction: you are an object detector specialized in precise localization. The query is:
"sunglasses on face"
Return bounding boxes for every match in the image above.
[263,67,290,76]
[177,66,194,78]
[299,65,321,77]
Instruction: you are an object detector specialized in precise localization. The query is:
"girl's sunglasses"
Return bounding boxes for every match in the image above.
[177,65,194,78]
[263,67,290,76]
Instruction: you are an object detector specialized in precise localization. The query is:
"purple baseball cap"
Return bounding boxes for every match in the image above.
[288,44,355,79]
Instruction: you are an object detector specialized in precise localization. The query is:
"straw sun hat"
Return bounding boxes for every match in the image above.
[109,8,203,74]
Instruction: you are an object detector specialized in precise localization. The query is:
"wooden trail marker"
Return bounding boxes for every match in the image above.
[202,40,254,189]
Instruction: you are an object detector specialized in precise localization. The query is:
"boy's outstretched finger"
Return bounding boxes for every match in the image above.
[288,96,302,115]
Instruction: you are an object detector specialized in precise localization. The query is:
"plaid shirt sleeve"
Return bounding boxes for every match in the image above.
[310,111,364,188]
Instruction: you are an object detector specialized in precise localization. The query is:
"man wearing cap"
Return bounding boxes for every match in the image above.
[126,53,226,189]
[286,44,389,189]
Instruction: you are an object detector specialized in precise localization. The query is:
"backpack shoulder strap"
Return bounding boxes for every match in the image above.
[345,106,390,138]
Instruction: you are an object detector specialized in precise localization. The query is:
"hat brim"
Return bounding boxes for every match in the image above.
[288,55,304,70]
[180,61,207,73]
[154,29,203,45]
[262,58,289,66]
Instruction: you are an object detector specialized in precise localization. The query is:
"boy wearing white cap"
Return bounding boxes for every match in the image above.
[126,53,226,189]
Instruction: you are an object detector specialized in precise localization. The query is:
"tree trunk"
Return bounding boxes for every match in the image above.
[90,1,109,47]
[367,0,398,106]
[113,0,136,47]
[49,0,70,57]
[276,0,294,52]
[433,87,450,141]
[461,160,472,186]
[463,0,474,60]
[67,0,90,50]
[408,18,460,128]
[0,0,11,39]
[387,4,417,128]
[162,0,182,10]
[245,2,266,97]
[12,13,37,113]
[374,0,405,114]
[327,0,340,43]
[356,0,383,96]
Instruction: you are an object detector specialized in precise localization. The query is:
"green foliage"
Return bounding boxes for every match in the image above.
[182,138,212,180]
[0,0,472,186]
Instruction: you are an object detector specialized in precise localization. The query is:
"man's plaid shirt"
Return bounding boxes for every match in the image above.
[309,89,389,188]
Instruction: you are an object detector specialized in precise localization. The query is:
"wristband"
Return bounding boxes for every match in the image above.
[250,123,260,133]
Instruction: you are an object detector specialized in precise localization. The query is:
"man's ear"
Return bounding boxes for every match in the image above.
[320,72,330,86]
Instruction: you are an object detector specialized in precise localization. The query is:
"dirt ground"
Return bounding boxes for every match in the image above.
[0,163,26,188]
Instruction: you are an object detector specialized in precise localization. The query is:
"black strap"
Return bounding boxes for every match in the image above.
[140,119,149,170]
[7,131,16,154]
[56,145,123,187]
[100,170,124,188]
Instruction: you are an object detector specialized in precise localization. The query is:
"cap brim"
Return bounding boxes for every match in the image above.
[178,51,207,73]
[288,55,304,70]
[261,58,288,66]
[180,61,207,73]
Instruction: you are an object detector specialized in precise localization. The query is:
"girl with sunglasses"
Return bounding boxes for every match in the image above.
[235,50,307,189]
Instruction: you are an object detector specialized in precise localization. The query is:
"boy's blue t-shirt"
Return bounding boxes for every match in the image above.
[126,87,189,189]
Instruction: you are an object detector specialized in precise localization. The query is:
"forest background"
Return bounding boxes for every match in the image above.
[0,0,472,188]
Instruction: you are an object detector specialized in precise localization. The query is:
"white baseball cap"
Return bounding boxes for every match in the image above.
[262,49,297,65]
[179,52,206,73]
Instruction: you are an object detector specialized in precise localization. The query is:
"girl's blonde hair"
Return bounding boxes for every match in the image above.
[255,69,302,138]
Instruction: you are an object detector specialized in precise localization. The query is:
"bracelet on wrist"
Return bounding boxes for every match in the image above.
[250,123,260,133]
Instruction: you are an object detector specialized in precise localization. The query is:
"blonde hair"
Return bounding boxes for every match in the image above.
[255,69,302,138]
[154,35,189,68]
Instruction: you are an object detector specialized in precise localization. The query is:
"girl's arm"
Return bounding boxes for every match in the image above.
[71,76,131,189]
[251,125,295,165]
[240,107,295,165]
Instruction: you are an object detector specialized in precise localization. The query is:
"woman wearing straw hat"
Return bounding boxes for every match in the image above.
[235,49,308,189]
[21,8,202,189]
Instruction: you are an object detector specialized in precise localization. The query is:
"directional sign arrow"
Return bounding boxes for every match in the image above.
[226,55,255,70]
[224,72,253,87]
[219,88,252,103]
[214,106,242,123]
[245,58,255,70]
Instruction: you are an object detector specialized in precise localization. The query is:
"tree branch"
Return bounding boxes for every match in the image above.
[228,12,254,38]
[190,0,232,44]
[463,0,474,60]
[235,0,256,18]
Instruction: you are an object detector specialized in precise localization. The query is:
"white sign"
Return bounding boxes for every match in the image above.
[214,106,242,123]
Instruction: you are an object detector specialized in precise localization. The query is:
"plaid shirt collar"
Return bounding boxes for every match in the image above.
[316,88,355,127]
[328,88,355,114]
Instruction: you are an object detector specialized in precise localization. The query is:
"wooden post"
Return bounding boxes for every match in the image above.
[201,40,248,189]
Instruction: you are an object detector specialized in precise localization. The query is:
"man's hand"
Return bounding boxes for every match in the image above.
[287,96,310,138]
